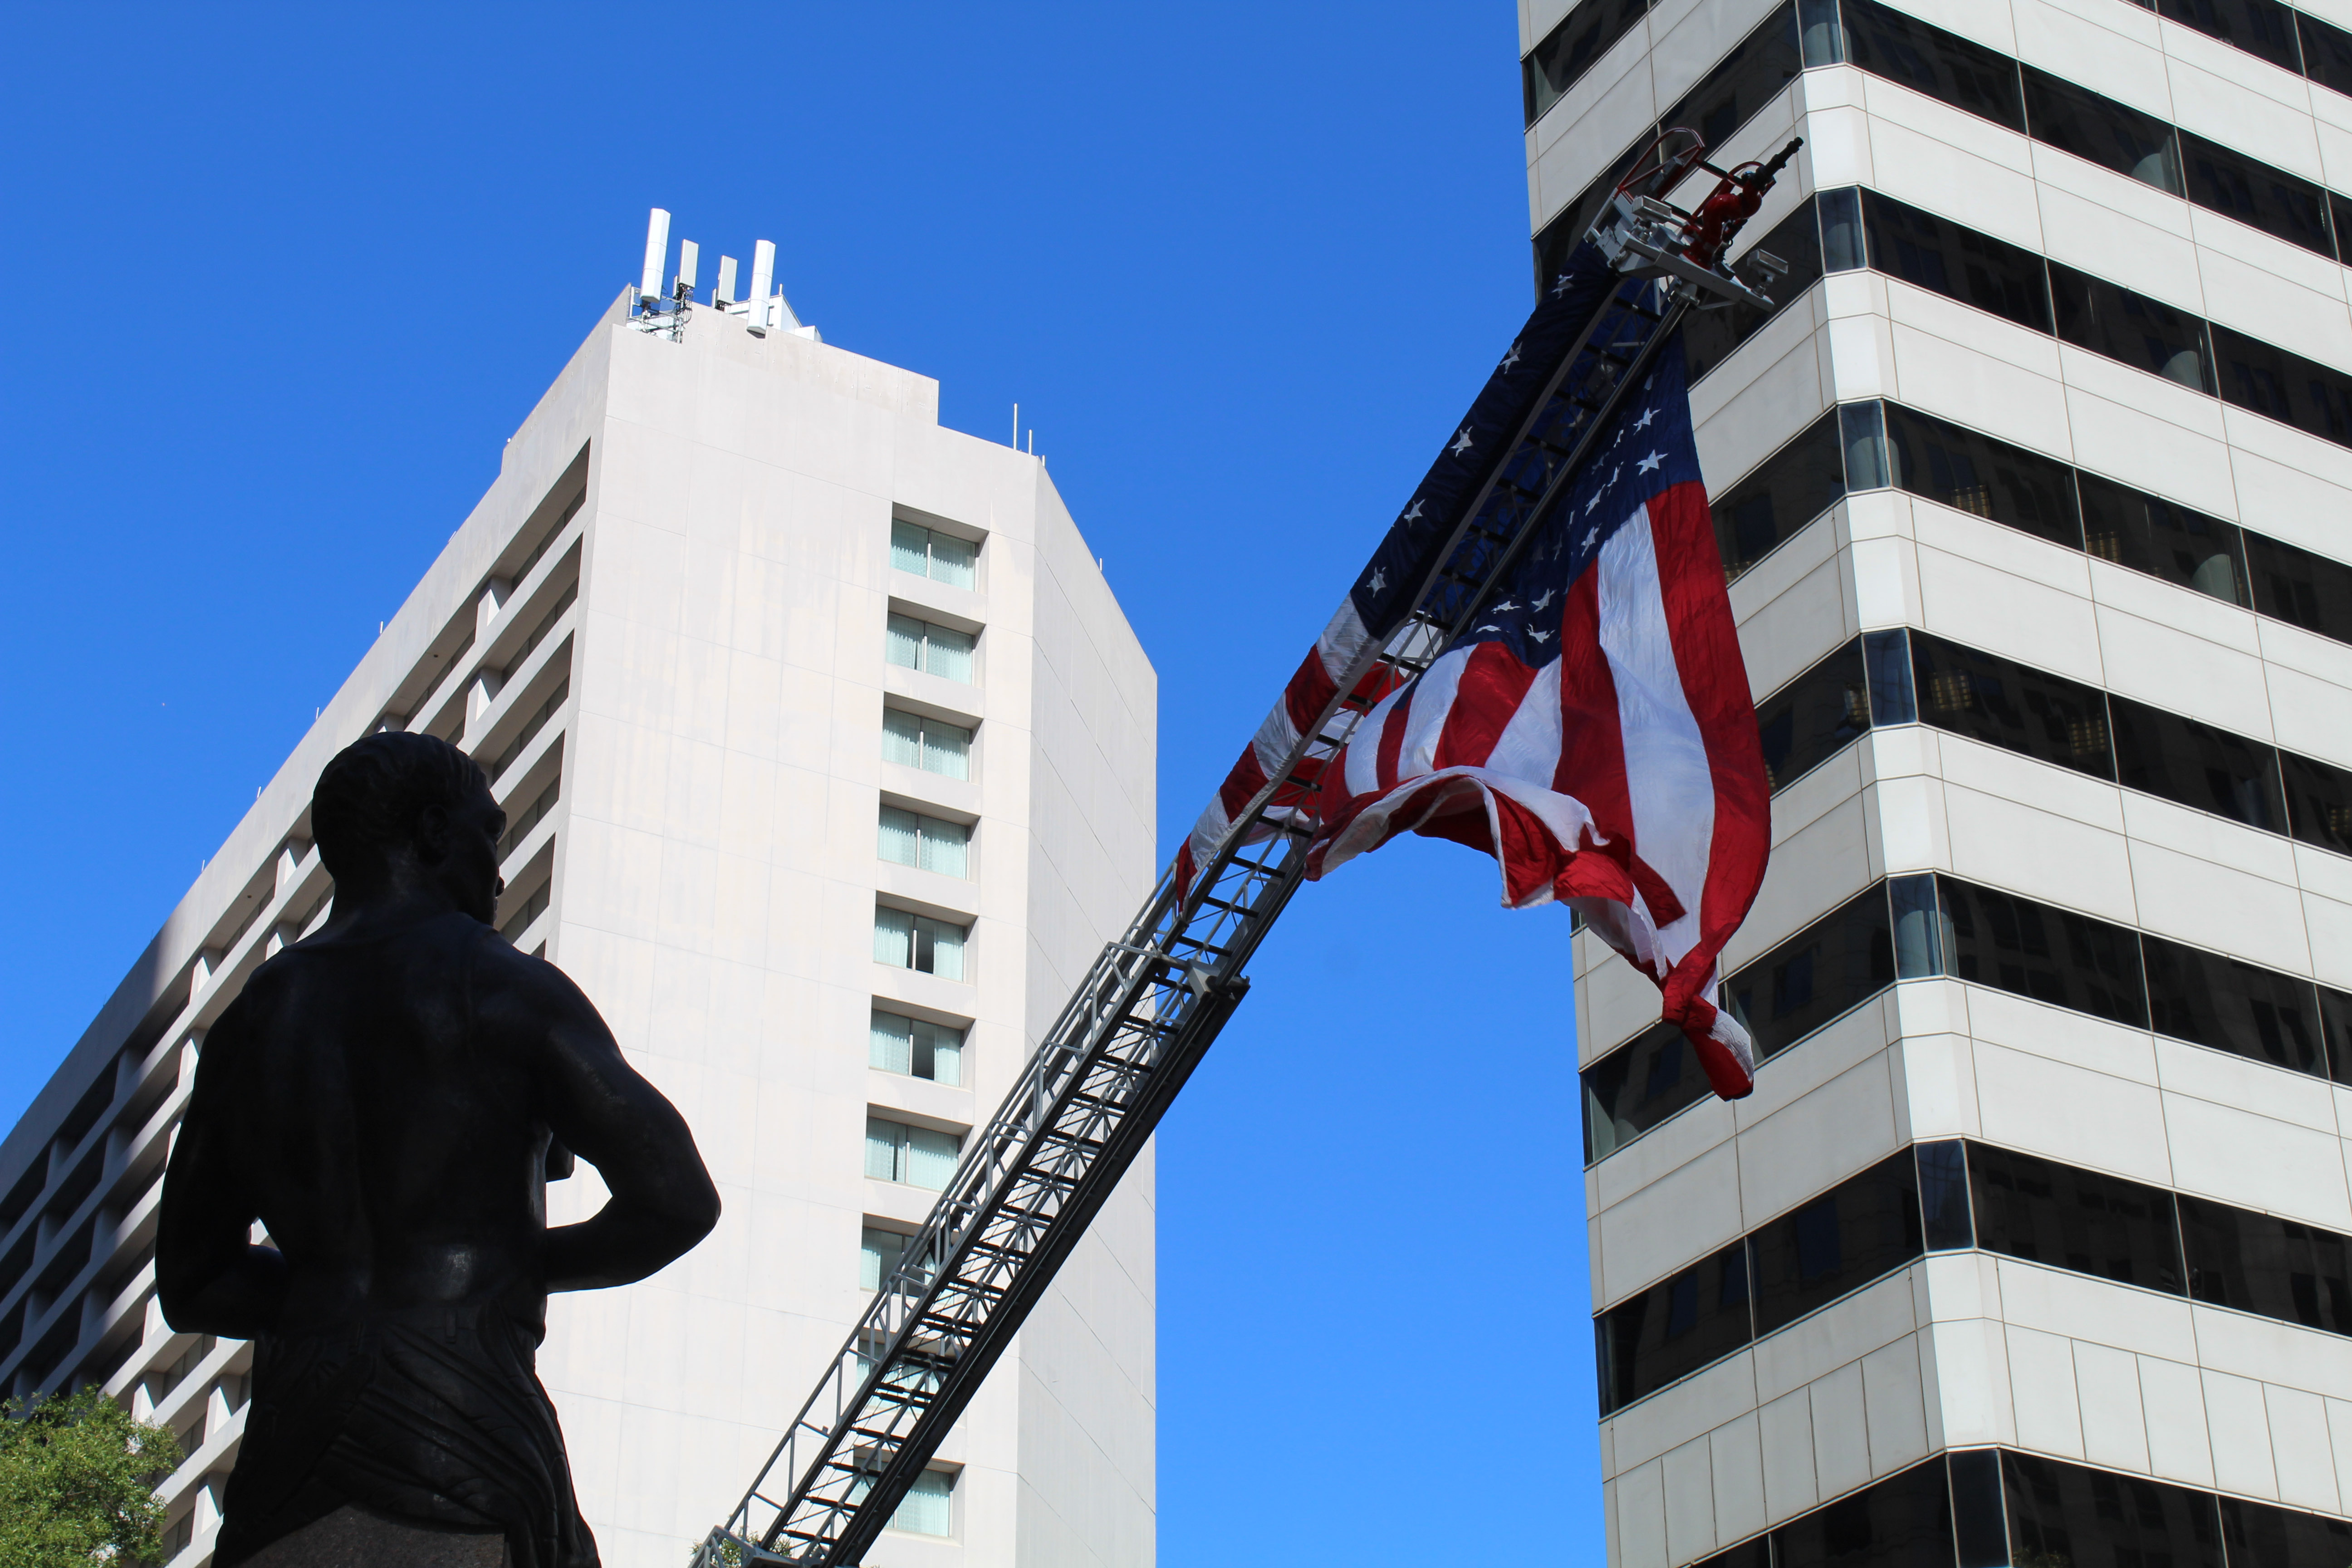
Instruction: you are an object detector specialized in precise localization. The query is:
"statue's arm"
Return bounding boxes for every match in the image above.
[156,1003,288,1337]
[506,957,721,1292]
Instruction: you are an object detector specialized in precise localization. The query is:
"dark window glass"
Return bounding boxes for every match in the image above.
[1659,5,1801,157]
[1773,1456,1957,1568]
[1819,186,1865,271]
[2004,1452,2223,1568]
[1751,1149,1925,1333]
[2180,1196,2352,1334]
[2152,0,2303,72]
[1940,877,2149,1027]
[1754,637,1870,791]
[2303,12,2352,98]
[1687,196,1826,382]
[1842,401,1891,490]
[2223,1497,2352,1568]
[1714,408,1847,579]
[1918,1142,1973,1250]
[1695,1538,1773,1568]
[1908,632,2113,779]
[2282,750,2352,856]
[2021,64,2181,192]
[2211,322,2352,446]
[2047,261,2213,391]
[2108,694,2288,830]
[1721,886,1896,1059]
[1882,403,2084,549]
[1582,1022,1706,1163]
[2243,529,2352,644]
[2327,986,2352,1087]
[1950,1450,2008,1568]
[2180,131,2336,259]
[2075,472,2248,604]
[1594,1240,1754,1413]
[1891,874,1948,978]
[1865,628,1916,724]
[1862,190,2052,332]
[1968,1141,2183,1291]
[2335,191,2352,266]
[1839,0,2024,131]
[2142,935,2324,1073]
[1524,0,1650,126]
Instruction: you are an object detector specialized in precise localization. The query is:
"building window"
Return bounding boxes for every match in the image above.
[1709,407,1845,581]
[873,907,966,980]
[1966,1142,2183,1292]
[865,1117,960,1191]
[500,882,551,945]
[870,1009,964,1086]
[891,520,977,590]
[882,709,972,780]
[860,1225,910,1290]
[500,775,562,859]
[878,807,969,877]
[886,614,975,683]
[1747,1149,1923,1334]
[891,1468,955,1536]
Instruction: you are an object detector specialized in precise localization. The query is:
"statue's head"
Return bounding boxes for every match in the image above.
[313,732,505,922]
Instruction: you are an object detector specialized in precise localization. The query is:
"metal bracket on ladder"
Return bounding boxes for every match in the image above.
[1587,132,1803,314]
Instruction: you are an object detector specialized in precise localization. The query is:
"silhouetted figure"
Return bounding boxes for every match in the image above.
[159,733,721,1568]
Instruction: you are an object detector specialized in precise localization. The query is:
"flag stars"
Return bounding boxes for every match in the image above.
[1637,450,1664,474]
[1450,426,1475,456]
[1532,588,1556,611]
[1580,526,1598,550]
[1366,567,1387,593]
[1633,407,1657,431]
[1527,626,1553,644]
[1398,500,1424,528]
[1499,342,1522,373]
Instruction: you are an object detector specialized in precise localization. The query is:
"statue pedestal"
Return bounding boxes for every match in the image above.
[239,1507,506,1568]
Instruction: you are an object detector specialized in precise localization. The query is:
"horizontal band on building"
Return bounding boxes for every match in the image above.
[1532,0,2352,291]
[1584,869,2352,1165]
[1598,1136,2352,1419]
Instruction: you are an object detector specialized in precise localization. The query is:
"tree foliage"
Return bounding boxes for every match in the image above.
[0,1387,182,1567]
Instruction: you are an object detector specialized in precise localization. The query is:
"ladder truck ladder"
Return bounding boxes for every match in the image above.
[696,133,1801,1568]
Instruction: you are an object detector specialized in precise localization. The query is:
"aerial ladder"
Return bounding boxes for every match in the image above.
[695,132,1804,1568]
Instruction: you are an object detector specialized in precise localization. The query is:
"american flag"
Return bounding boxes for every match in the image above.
[1176,274,1769,1099]
[1307,335,1769,1098]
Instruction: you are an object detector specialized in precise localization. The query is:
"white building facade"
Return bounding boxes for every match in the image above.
[1535,2,2352,1567]
[0,277,1157,1568]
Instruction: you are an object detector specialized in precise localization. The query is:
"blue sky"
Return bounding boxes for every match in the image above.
[1,5,1599,1561]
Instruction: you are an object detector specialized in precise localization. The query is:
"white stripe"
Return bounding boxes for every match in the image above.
[1486,656,1563,783]
[1251,701,1301,778]
[1343,682,1410,798]
[1595,504,1713,957]
[1393,646,1471,782]
[1311,763,1597,906]
[1316,598,1373,676]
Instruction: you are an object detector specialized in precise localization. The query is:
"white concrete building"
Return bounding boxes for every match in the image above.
[1536,2,2352,1566]
[0,262,1156,1568]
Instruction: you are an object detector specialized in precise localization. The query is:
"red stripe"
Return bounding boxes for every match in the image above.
[1284,646,1341,736]
[1373,689,1414,790]
[1217,744,1268,822]
[1431,642,1538,773]
[1551,567,1637,902]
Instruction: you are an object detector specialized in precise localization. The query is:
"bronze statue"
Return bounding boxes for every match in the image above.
[158,733,720,1568]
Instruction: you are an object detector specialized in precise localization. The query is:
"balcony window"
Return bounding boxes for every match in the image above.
[882,709,972,780]
[886,613,975,683]
[874,908,967,981]
[892,1469,955,1536]
[860,1225,910,1290]
[864,1117,960,1191]
[870,1009,964,1087]
[891,520,977,591]
[878,807,970,877]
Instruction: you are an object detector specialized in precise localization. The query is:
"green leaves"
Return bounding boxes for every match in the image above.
[0,1387,183,1568]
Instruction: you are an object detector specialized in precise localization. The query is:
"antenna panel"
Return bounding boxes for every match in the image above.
[678,239,699,294]
[641,209,671,299]
[716,255,739,306]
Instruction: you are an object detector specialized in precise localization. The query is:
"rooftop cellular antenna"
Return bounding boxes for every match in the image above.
[749,240,775,334]
[640,208,671,301]
[677,239,699,299]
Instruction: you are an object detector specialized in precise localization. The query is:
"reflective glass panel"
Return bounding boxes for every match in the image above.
[1940,877,2149,1027]
[1908,632,2113,779]
[1659,5,1802,162]
[1882,402,2083,548]
[2179,1195,2352,1334]
[1839,0,2024,130]
[2282,750,2352,856]
[1949,1449,2008,1568]
[1862,189,2052,331]
[2142,936,2325,1074]
[2303,12,2352,98]
[2210,323,2352,446]
[1582,1022,1704,1163]
[1752,636,1869,791]
[2244,529,2352,644]
[1771,1456,1957,1568]
[2151,0,2303,71]
[1720,885,1897,1059]
[2108,694,2287,830]
[1594,1240,1754,1413]
[1749,1149,1924,1333]
[2222,1497,2352,1568]
[2004,1452,2223,1568]
[2075,472,2247,603]
[1711,408,1846,579]
[1524,0,1651,124]
[2047,261,2211,389]
[1686,195,1825,382]
[2325,986,2352,1088]
[2022,64,2180,191]
[2180,131,2334,258]
[1967,1141,2184,1292]
[1917,1142,1973,1251]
